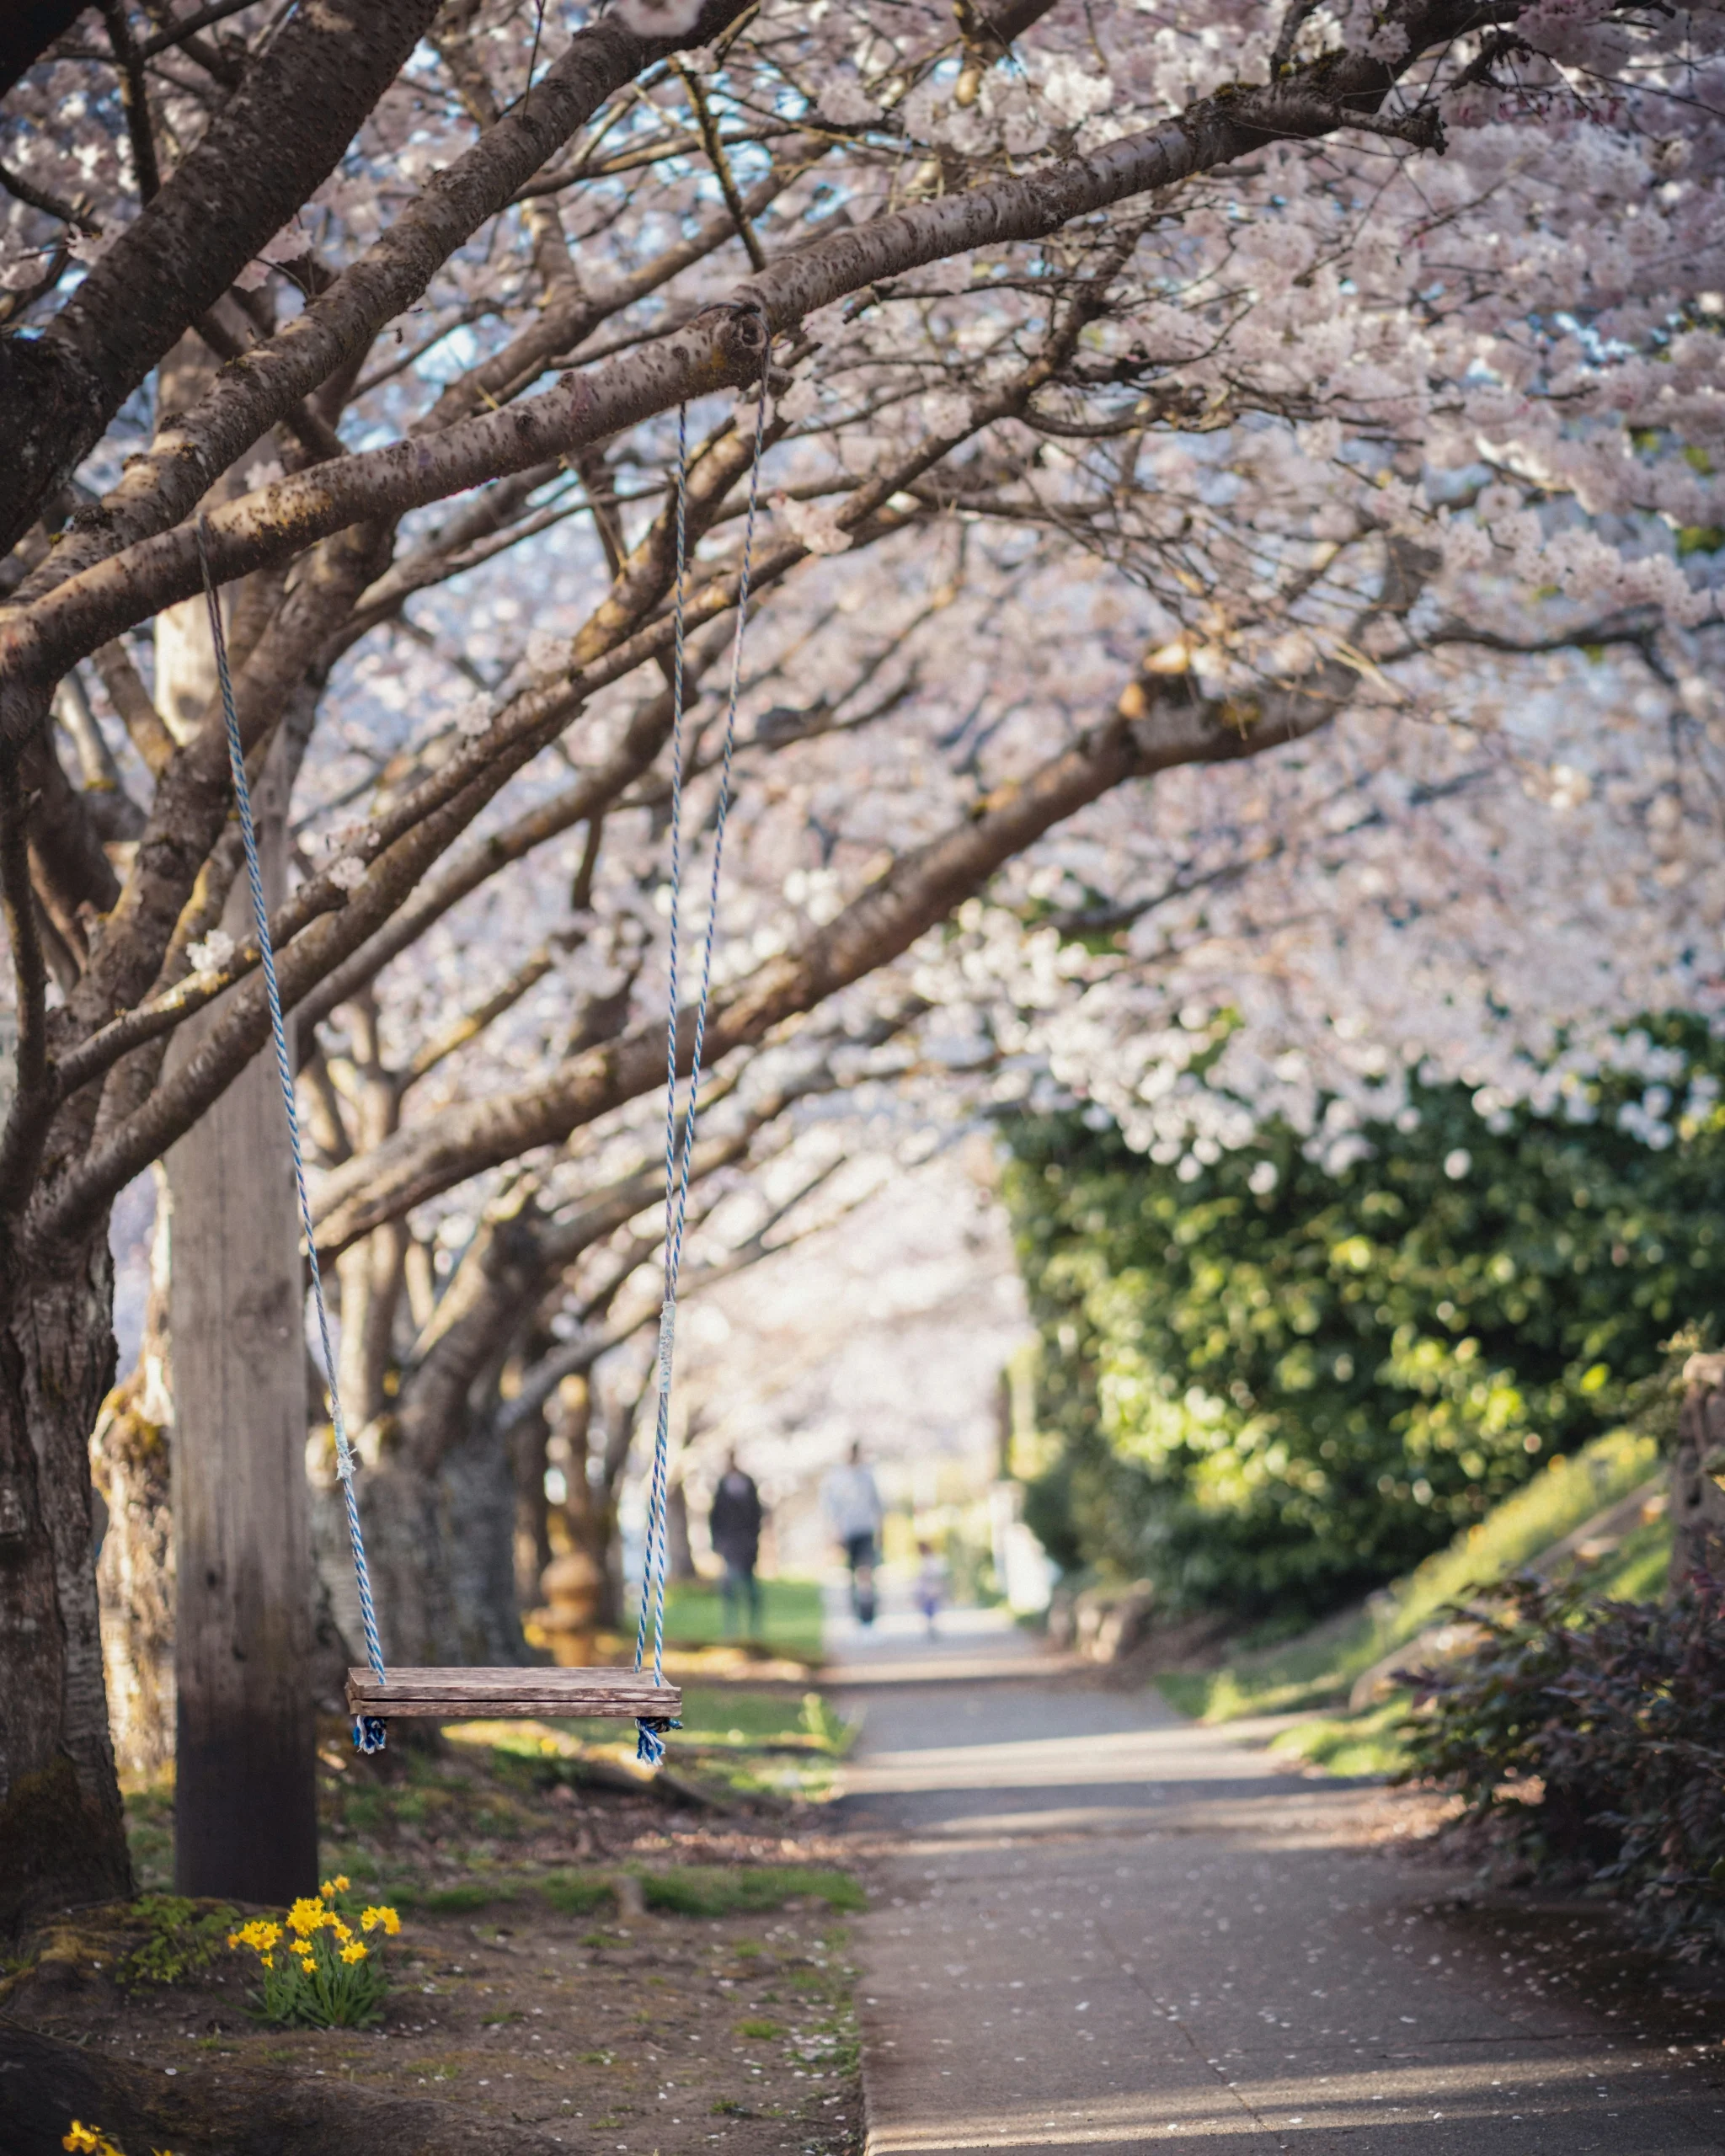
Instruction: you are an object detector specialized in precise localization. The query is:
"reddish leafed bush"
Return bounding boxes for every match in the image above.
[1400,1569,1725,1960]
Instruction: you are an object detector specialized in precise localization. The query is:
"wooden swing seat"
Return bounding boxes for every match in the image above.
[346,1665,681,1721]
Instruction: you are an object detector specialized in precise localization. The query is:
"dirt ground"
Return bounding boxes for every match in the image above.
[0,1692,867,2156]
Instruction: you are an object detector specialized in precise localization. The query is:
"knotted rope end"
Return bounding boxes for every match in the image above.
[635,1716,681,1767]
[353,1716,388,1755]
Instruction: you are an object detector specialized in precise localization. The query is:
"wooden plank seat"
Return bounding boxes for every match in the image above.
[346,1666,681,1721]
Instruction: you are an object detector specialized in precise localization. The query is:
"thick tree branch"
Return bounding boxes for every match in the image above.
[0,3,1462,714]
[0,0,446,555]
[304,667,1349,1257]
[12,0,762,603]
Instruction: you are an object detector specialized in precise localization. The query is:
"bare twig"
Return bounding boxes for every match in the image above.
[0,160,98,231]
[133,0,262,62]
[673,60,769,274]
[100,2,163,200]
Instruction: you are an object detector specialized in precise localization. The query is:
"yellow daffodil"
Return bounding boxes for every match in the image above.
[63,2126,101,2154]
[331,1919,353,1944]
[360,1905,401,1935]
[260,1952,275,1969]
[341,1941,369,1964]
[287,1897,325,1936]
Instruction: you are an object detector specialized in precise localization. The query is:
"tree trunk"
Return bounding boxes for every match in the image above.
[312,1436,527,1670]
[163,721,316,1903]
[442,1419,530,1663]
[89,1172,175,1782]
[0,1223,133,1933]
[511,1397,553,1613]
[667,1476,697,1584]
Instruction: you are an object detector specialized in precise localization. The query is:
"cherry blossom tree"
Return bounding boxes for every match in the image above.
[0,0,1719,1924]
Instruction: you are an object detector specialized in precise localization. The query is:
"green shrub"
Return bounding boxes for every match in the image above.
[1399,1572,1725,1959]
[1004,1016,1725,1615]
[1170,1428,1664,1721]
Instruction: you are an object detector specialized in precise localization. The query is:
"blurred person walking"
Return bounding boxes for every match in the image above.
[916,1540,948,1638]
[709,1452,766,1637]
[824,1442,884,1625]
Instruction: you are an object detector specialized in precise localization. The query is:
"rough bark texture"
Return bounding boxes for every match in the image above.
[0,1224,132,1934]
[311,1435,525,1672]
[511,1389,555,1612]
[163,728,316,1903]
[89,1172,175,1782]
[0,0,445,554]
[1671,1354,1725,1586]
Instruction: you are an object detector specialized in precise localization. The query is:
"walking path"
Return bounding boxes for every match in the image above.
[825,1601,1725,2154]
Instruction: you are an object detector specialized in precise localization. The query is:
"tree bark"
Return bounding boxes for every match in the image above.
[510,1380,554,1614]
[0,0,445,555]
[89,1171,175,1782]
[667,1476,697,1586]
[312,1438,526,1671]
[0,1221,133,1933]
[163,724,316,1903]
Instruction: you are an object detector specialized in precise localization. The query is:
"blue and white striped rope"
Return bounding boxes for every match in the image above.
[633,321,773,1765]
[195,519,389,1758]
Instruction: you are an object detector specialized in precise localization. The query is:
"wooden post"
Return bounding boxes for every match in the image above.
[163,680,317,1903]
[1671,1353,1725,1588]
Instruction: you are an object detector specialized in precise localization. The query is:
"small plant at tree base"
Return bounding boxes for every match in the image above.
[118,1895,238,1988]
[226,1876,401,2028]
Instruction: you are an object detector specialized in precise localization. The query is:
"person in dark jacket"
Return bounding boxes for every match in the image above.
[708,1451,766,1636]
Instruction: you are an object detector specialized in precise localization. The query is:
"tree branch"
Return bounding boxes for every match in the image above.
[10,0,763,601]
[0,0,1470,708]
[99,2,163,202]
[302,671,1339,1258]
[0,0,447,555]
[90,639,176,776]
[674,59,768,274]
[0,744,55,1218]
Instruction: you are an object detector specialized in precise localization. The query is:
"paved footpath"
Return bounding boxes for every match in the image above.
[825,1605,1725,2155]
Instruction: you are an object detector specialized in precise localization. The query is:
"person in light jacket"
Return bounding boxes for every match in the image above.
[822,1442,884,1625]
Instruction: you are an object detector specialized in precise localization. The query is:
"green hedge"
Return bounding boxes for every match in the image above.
[1004,1015,1725,1616]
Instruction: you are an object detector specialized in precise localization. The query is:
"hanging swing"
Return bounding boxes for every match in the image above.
[197,326,772,1769]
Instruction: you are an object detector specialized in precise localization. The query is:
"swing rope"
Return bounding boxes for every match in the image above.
[189,312,768,1770]
[194,521,390,1757]
[633,315,772,1764]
